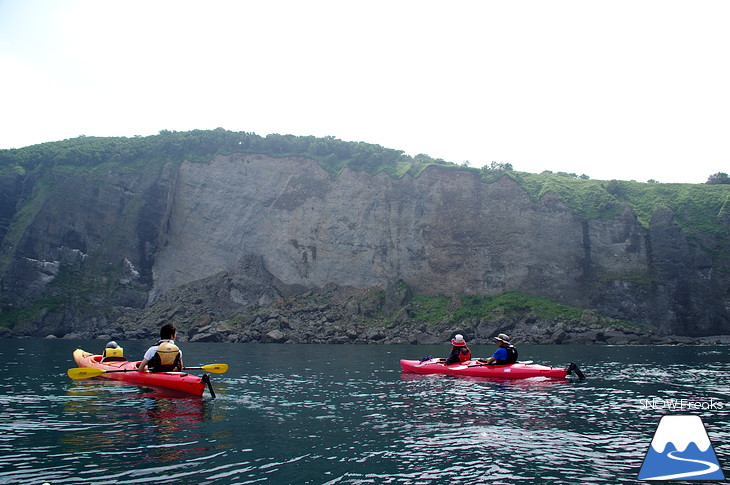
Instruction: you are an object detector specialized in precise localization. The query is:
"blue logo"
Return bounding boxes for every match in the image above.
[639,415,725,481]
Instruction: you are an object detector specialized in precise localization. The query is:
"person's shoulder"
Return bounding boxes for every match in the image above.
[143,345,159,357]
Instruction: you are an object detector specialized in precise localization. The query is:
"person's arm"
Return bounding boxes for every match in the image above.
[176,350,184,372]
[137,346,156,371]
[486,347,503,364]
[490,347,508,364]
[445,348,458,365]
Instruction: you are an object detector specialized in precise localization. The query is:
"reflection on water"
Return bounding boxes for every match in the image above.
[0,340,728,484]
[61,383,211,464]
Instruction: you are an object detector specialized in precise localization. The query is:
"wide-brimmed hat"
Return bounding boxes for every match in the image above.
[451,334,467,346]
[494,333,511,343]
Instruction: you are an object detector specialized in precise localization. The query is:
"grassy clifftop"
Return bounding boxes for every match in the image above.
[0,128,448,179]
[2,129,729,235]
[502,170,730,236]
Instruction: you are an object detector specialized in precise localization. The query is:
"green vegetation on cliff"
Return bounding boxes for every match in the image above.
[411,291,585,324]
[3,129,727,236]
[0,258,136,332]
[0,129,450,179]
[351,288,635,333]
[480,166,730,236]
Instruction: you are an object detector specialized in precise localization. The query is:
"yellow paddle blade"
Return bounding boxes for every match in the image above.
[199,363,228,373]
[67,367,106,379]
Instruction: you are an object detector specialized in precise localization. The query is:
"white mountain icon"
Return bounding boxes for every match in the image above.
[639,414,725,481]
[649,415,711,453]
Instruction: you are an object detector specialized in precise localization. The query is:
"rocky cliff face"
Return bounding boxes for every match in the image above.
[1,153,728,339]
[155,156,611,298]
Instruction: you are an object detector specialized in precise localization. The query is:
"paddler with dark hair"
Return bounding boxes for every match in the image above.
[138,322,184,372]
[445,334,472,364]
[484,333,518,364]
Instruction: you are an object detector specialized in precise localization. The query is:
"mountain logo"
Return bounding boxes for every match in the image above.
[638,415,725,481]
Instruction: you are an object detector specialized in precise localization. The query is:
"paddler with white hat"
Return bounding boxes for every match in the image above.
[445,334,472,364]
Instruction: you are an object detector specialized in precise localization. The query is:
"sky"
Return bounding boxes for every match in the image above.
[1,0,728,183]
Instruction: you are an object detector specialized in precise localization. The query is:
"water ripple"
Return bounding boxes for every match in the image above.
[1,342,728,484]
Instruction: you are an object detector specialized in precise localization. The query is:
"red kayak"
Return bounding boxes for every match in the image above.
[400,358,584,380]
[72,349,209,396]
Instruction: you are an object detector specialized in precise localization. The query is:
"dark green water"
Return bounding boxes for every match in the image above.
[0,339,728,484]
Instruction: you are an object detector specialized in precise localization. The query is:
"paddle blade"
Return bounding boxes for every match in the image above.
[200,363,228,374]
[67,367,106,379]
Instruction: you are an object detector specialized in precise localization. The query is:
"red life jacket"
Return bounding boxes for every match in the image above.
[459,348,472,362]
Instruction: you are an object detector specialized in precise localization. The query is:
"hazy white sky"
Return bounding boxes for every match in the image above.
[1,0,728,183]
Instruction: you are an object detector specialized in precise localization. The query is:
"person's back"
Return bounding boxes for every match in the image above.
[138,323,183,372]
[147,341,181,372]
[445,334,471,364]
[100,341,125,362]
[503,344,518,364]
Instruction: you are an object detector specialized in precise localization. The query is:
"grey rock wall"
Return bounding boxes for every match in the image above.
[1,153,728,338]
[151,155,658,321]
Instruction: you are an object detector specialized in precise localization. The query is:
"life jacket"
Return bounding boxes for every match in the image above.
[496,345,518,365]
[148,340,181,372]
[458,347,472,362]
[446,346,471,364]
[101,346,125,362]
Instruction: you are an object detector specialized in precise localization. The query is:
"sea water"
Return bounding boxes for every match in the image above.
[0,339,728,484]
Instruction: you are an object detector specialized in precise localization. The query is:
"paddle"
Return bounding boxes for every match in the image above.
[183,364,229,373]
[416,356,447,365]
[466,360,533,368]
[67,363,229,379]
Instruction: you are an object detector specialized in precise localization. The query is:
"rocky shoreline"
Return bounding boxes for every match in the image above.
[177,302,730,346]
[37,325,730,346]
[25,279,730,346]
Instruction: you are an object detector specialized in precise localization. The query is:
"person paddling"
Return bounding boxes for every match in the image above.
[484,333,518,365]
[138,323,184,372]
[445,334,472,364]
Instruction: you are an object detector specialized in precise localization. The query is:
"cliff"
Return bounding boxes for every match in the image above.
[1,131,729,343]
